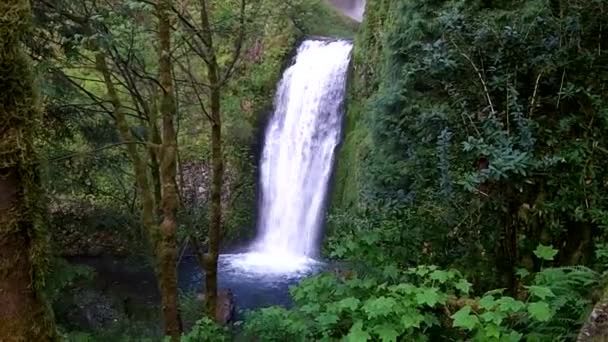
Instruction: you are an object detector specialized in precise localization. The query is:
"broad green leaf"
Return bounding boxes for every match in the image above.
[374,324,399,342]
[451,305,479,331]
[316,313,339,328]
[300,303,321,314]
[525,286,555,300]
[533,244,558,261]
[484,323,501,338]
[501,331,523,342]
[455,278,472,294]
[480,310,505,325]
[430,270,454,283]
[411,265,437,277]
[415,288,441,307]
[363,296,397,318]
[337,297,361,312]
[527,302,552,322]
[479,295,496,310]
[344,321,371,342]
[400,308,424,328]
[496,297,525,313]
[515,268,530,278]
[389,283,417,294]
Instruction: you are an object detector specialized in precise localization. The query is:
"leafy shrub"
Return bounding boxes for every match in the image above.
[178,317,229,342]
[244,246,598,341]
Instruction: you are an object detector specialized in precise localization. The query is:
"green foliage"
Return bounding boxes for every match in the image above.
[332,0,608,291]
[285,0,358,38]
[244,258,598,341]
[177,317,229,342]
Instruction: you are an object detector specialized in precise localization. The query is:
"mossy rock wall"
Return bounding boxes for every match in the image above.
[331,0,395,211]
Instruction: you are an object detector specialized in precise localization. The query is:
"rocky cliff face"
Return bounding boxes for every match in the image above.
[328,0,365,21]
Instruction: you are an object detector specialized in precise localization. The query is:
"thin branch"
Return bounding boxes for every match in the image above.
[450,39,496,116]
[529,72,542,117]
[221,0,246,85]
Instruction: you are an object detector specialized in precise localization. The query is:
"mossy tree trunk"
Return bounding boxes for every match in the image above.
[33,0,183,337]
[199,0,223,318]
[157,0,182,340]
[95,48,182,340]
[0,0,57,340]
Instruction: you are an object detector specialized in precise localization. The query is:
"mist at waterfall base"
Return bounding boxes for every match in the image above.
[179,40,353,310]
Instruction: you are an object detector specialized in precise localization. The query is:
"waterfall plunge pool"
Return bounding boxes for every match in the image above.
[178,252,326,310]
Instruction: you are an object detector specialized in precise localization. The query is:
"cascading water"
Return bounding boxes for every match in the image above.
[255,39,353,256]
[179,39,352,310]
[225,39,353,274]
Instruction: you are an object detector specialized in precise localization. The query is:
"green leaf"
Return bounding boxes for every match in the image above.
[345,321,371,342]
[300,303,321,314]
[400,308,424,328]
[484,288,506,296]
[527,302,552,322]
[389,283,417,294]
[515,268,530,279]
[337,297,361,312]
[500,331,523,342]
[451,305,479,331]
[496,297,525,313]
[480,310,505,325]
[479,295,496,310]
[484,323,501,338]
[415,288,441,307]
[533,244,558,261]
[363,296,397,318]
[430,270,454,283]
[374,324,399,342]
[525,286,555,300]
[316,313,339,328]
[455,278,472,294]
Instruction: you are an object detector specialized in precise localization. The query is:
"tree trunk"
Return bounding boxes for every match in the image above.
[95,50,181,339]
[206,91,223,318]
[0,1,57,340]
[157,0,182,339]
[199,0,223,319]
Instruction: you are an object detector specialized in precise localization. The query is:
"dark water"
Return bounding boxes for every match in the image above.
[178,253,325,311]
[70,253,324,314]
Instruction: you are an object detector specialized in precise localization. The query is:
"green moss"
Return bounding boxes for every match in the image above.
[0,0,57,340]
[330,0,396,211]
[299,0,359,39]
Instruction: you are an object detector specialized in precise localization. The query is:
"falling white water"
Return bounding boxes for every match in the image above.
[228,40,352,274]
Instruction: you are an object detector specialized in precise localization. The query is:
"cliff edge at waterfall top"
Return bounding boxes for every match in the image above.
[328,0,366,22]
[225,39,353,276]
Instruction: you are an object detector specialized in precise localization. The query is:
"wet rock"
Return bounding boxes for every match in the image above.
[197,289,236,325]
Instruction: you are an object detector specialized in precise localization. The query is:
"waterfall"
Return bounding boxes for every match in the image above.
[254,39,353,257]
[227,39,352,274]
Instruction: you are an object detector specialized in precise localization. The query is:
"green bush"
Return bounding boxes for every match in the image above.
[244,245,597,341]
